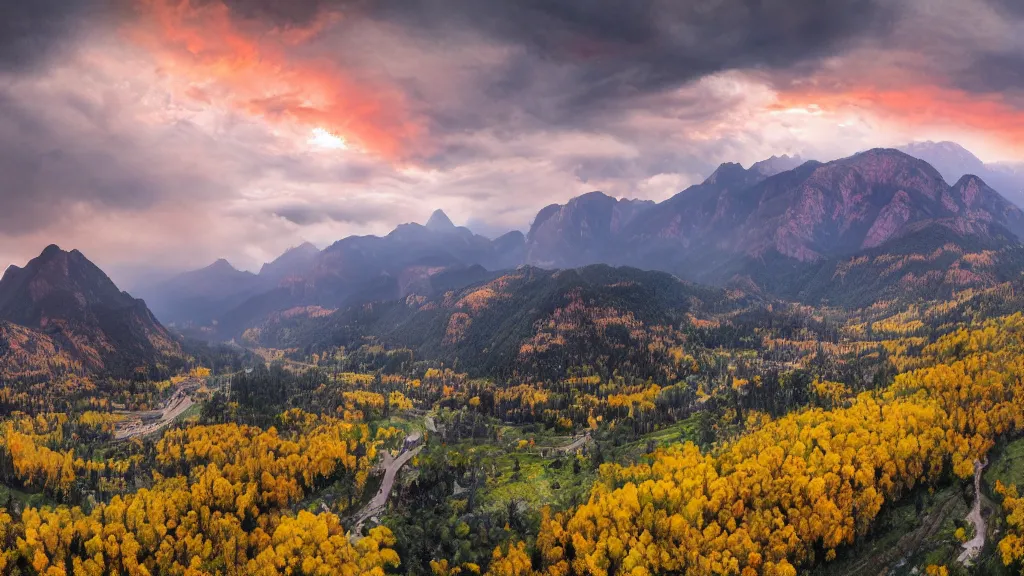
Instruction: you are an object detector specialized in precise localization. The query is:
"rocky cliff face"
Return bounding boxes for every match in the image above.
[898,140,1024,209]
[525,191,654,268]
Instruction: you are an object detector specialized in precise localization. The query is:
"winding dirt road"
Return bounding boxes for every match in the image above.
[958,459,988,566]
[350,443,423,539]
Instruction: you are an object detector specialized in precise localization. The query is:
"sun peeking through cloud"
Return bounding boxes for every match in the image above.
[309,127,348,150]
[125,0,421,161]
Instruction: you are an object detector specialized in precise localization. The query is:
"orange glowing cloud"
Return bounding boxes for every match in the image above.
[773,83,1024,156]
[126,0,422,160]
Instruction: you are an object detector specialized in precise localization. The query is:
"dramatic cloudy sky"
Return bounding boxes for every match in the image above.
[3,0,1024,283]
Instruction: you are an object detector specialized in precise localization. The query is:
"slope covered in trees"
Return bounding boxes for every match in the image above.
[0,409,404,575]
[246,265,755,382]
[750,220,1024,308]
[0,246,184,380]
[4,243,1024,575]
[493,314,1024,576]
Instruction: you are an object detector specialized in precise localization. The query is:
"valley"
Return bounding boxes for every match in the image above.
[3,149,1024,576]
[12,0,1024,571]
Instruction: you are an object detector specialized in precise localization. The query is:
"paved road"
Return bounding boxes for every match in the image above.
[958,459,988,566]
[114,381,197,440]
[554,432,592,454]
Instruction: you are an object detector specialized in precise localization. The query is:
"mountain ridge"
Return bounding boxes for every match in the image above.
[258,242,320,285]
[163,210,528,338]
[530,148,1024,277]
[136,146,1024,338]
[244,264,753,380]
[897,140,1024,207]
[0,245,181,378]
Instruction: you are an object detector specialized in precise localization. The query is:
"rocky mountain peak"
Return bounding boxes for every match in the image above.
[39,243,65,259]
[0,245,132,323]
[258,242,322,285]
[209,258,237,272]
[426,209,456,231]
[750,154,804,177]
[703,162,749,186]
[0,245,178,374]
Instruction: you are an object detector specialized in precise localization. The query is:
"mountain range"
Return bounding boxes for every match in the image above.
[133,209,525,337]
[525,149,1024,298]
[93,145,1024,341]
[3,142,1024,378]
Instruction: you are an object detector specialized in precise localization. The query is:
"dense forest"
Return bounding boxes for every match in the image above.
[1,265,1024,575]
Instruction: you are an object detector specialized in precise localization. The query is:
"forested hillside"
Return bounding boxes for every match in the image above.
[0,246,183,381]
[244,265,756,381]
[3,263,1024,575]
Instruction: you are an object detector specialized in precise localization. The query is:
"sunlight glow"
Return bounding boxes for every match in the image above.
[309,127,348,149]
[769,104,823,116]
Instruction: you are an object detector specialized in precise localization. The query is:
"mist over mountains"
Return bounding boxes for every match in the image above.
[0,139,1011,361]
[2,140,1024,376]
[898,141,1024,207]
[112,143,1024,340]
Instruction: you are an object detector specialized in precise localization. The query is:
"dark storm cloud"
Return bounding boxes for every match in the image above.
[0,82,270,236]
[875,0,1024,98]
[0,92,165,233]
[956,52,1024,94]
[366,0,894,121]
[379,0,894,68]
[203,0,370,27]
[0,0,110,72]
[986,0,1024,18]
[214,0,899,136]
[940,0,1024,97]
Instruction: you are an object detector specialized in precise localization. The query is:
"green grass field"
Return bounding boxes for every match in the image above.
[985,437,1024,492]
[479,449,595,512]
[474,416,701,515]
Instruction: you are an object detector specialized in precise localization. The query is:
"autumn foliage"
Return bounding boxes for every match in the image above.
[491,314,1024,576]
[0,411,401,575]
